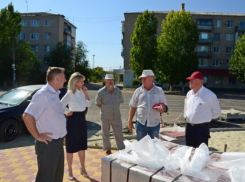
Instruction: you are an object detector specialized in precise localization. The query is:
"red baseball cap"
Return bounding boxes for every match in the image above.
[186,71,204,80]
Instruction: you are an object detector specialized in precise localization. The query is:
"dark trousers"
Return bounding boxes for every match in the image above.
[35,138,64,182]
[185,122,210,148]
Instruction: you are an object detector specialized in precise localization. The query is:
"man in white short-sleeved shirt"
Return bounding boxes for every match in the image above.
[22,67,67,182]
[185,71,221,148]
[128,70,168,141]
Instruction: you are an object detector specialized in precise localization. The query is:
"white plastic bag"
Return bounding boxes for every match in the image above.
[221,152,245,161]
[160,123,185,132]
[164,146,189,170]
[190,143,210,172]
[228,161,245,182]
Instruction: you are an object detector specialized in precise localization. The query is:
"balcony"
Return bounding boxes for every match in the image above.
[64,28,71,35]
[197,51,211,57]
[197,25,212,31]
[63,40,71,47]
[121,21,125,33]
[198,39,212,44]
[236,26,245,32]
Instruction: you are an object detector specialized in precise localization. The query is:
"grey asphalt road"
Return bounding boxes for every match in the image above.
[0,84,245,149]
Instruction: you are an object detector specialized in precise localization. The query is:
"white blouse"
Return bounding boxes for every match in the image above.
[61,89,91,114]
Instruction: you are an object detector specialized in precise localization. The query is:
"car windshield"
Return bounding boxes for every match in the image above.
[0,89,32,106]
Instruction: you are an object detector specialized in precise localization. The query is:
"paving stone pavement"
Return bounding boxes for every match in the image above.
[0,146,115,182]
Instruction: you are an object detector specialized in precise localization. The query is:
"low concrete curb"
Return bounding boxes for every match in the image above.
[210,128,245,132]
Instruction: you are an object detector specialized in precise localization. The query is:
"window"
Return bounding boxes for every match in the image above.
[199,32,208,39]
[20,33,25,40]
[226,34,233,41]
[30,20,39,27]
[226,21,233,28]
[226,47,233,54]
[30,33,39,40]
[214,77,223,85]
[21,20,26,26]
[197,19,212,26]
[214,20,221,27]
[213,46,220,54]
[199,59,207,66]
[44,45,50,52]
[214,33,220,40]
[239,21,245,27]
[198,46,209,52]
[229,77,236,85]
[44,20,51,26]
[44,33,50,40]
[30,45,39,52]
[212,60,219,67]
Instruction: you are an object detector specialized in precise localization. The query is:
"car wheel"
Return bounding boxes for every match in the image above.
[0,119,19,142]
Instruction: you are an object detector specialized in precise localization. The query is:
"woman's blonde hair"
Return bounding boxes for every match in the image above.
[68,72,85,94]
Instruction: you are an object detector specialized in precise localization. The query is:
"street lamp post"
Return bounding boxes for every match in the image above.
[93,54,95,69]
[12,34,16,87]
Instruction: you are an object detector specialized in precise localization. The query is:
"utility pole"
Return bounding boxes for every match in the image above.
[25,0,28,12]
[93,54,95,69]
[12,34,16,87]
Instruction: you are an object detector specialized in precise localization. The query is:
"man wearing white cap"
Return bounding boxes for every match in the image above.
[185,71,221,148]
[128,70,168,141]
[95,74,125,155]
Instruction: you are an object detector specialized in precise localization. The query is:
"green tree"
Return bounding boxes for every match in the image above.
[46,42,74,78]
[74,41,91,78]
[0,3,21,86]
[130,10,158,78]
[15,41,42,85]
[229,35,245,83]
[90,67,107,82]
[156,10,199,91]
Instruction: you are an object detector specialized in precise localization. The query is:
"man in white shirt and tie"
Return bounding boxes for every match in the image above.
[185,71,221,148]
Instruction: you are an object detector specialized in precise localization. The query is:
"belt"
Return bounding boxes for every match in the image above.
[52,137,63,141]
[188,122,209,127]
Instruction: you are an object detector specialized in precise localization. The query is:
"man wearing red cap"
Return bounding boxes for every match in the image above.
[185,71,221,148]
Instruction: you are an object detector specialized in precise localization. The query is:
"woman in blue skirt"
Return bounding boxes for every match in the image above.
[61,72,91,180]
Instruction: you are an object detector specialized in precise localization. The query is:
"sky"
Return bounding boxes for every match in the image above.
[1,0,245,71]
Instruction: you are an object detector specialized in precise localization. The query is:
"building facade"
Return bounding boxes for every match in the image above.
[19,12,76,71]
[121,10,245,89]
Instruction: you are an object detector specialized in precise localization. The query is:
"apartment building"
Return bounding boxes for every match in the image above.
[121,10,245,90]
[19,12,76,71]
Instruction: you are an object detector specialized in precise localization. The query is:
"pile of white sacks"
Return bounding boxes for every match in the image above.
[114,135,245,182]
